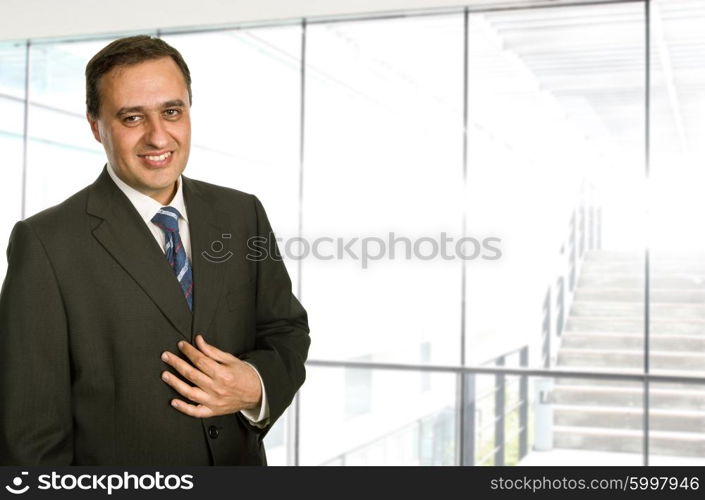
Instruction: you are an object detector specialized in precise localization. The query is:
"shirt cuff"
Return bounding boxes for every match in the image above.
[240,361,270,428]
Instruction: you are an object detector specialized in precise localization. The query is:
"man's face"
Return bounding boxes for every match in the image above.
[87,57,191,204]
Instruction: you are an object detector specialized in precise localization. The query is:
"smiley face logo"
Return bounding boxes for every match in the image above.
[5,472,29,495]
[201,233,234,263]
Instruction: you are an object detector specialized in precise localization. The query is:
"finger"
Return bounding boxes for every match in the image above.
[161,370,210,405]
[169,399,215,419]
[195,335,236,364]
[161,350,213,389]
[177,341,219,378]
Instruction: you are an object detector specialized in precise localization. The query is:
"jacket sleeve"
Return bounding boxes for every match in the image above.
[238,195,310,436]
[0,220,73,465]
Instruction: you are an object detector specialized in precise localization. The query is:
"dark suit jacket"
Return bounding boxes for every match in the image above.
[0,166,310,465]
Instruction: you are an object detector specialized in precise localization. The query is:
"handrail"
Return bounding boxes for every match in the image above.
[306,359,705,385]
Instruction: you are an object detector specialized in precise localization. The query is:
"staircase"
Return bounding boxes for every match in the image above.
[553,250,705,457]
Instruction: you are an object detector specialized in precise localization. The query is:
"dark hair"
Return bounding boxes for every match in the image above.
[85,35,192,118]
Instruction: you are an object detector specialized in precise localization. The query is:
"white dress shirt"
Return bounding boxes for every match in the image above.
[106,163,269,427]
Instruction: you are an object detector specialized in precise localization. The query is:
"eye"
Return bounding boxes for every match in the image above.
[163,108,182,119]
[122,115,142,125]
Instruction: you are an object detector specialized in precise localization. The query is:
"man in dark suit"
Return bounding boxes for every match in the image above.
[0,35,310,465]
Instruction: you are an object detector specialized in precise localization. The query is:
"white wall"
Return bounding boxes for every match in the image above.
[0,0,591,42]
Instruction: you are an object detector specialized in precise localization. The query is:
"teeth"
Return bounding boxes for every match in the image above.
[143,152,171,161]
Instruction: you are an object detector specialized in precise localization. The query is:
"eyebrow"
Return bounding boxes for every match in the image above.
[116,100,187,117]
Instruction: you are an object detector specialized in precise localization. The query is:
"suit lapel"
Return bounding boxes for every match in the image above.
[182,176,227,343]
[87,167,193,340]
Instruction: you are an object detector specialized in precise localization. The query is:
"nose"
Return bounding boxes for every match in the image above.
[143,115,170,150]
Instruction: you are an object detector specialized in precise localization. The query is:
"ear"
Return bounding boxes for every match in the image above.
[87,112,102,144]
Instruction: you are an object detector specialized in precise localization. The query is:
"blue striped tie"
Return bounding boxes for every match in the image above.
[151,206,193,311]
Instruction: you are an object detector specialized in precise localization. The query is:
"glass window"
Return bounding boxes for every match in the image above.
[300,366,457,465]
[345,355,373,418]
[302,15,465,366]
[25,38,126,217]
[0,41,26,283]
[465,3,647,378]
[650,0,705,380]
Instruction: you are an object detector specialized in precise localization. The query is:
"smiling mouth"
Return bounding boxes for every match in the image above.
[140,151,172,161]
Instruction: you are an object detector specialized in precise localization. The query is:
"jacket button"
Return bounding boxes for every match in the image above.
[208,426,219,439]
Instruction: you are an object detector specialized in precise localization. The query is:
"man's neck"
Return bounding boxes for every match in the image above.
[151,182,178,206]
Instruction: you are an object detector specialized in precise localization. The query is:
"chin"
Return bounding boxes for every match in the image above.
[144,169,179,183]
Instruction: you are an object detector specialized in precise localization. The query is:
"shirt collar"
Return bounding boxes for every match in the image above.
[106,162,189,224]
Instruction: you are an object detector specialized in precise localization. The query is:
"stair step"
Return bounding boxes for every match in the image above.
[575,288,705,304]
[560,332,705,351]
[557,348,705,371]
[566,317,705,335]
[554,425,705,457]
[556,251,705,458]
[584,251,705,262]
[551,385,705,410]
[553,404,705,433]
[578,274,705,289]
[570,301,705,319]
[581,261,705,274]
[552,369,704,389]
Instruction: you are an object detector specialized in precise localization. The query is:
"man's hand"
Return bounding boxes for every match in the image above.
[160,335,262,418]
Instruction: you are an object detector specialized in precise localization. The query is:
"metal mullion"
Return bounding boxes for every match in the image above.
[643,0,651,468]
[20,40,30,220]
[291,18,307,468]
[458,6,470,467]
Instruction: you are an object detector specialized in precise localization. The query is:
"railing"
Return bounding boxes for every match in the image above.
[542,180,601,369]
[472,345,529,466]
[317,346,529,466]
[307,357,705,465]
